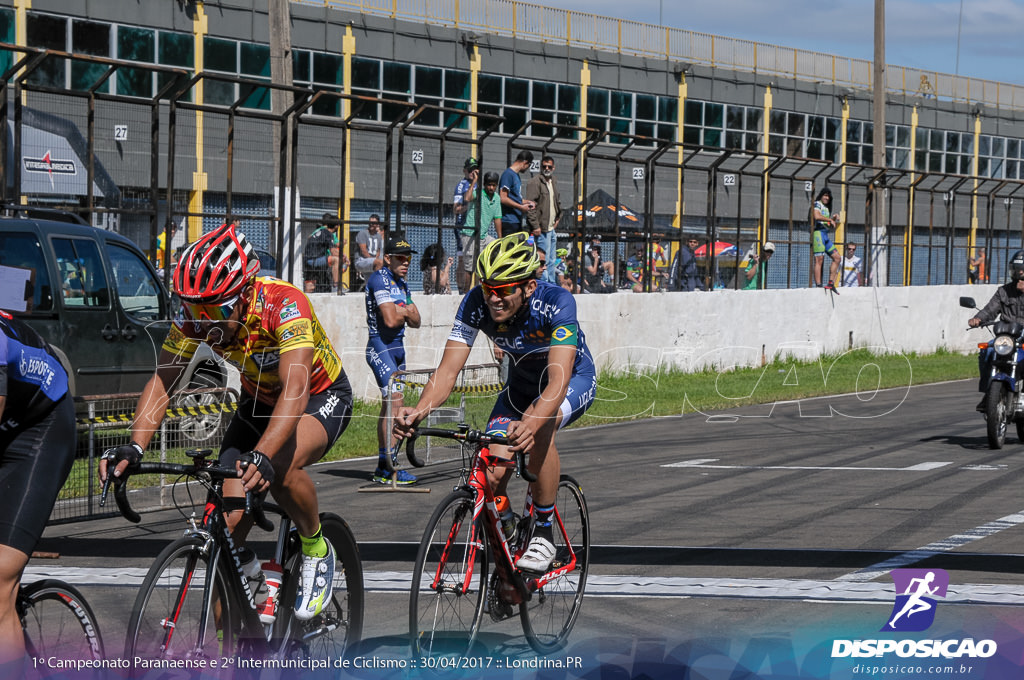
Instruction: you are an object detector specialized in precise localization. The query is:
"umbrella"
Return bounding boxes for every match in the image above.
[693,241,736,258]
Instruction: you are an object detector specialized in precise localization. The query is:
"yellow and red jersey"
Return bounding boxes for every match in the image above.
[162,277,343,404]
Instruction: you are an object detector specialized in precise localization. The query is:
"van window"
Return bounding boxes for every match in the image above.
[0,231,54,312]
[52,237,110,308]
[109,243,163,320]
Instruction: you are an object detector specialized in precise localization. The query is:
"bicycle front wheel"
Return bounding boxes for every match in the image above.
[20,579,105,660]
[410,489,488,659]
[521,474,590,654]
[278,513,364,661]
[124,536,236,662]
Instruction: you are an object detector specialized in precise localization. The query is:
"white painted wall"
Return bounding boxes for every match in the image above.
[310,284,997,401]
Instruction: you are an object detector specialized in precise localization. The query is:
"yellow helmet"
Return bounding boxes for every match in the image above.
[476,233,540,282]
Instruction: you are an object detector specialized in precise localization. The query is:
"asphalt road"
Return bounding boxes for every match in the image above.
[29,379,1024,679]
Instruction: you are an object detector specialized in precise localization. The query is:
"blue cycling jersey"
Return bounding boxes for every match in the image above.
[0,310,69,431]
[365,266,412,344]
[449,280,595,386]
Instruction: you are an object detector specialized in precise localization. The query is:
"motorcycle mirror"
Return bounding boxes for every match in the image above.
[959,296,977,309]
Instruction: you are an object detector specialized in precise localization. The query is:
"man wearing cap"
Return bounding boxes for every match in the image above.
[365,237,421,484]
[742,241,775,290]
[461,170,502,289]
[452,158,478,293]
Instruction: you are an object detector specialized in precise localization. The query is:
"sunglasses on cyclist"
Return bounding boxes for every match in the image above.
[183,295,240,322]
[481,280,526,299]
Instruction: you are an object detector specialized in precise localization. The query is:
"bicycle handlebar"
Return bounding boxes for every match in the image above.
[405,426,538,483]
[100,460,273,531]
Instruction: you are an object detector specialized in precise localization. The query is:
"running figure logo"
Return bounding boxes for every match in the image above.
[882,568,949,632]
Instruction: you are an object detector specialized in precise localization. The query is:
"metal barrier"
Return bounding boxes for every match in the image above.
[49,387,238,525]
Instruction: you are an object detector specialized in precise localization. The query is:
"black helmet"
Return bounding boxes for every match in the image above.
[1010,250,1024,281]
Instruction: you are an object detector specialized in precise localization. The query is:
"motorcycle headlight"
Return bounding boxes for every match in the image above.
[994,334,1015,356]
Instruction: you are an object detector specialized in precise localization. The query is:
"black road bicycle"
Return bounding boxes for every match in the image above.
[19,577,105,661]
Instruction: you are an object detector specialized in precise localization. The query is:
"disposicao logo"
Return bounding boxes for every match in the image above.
[882,568,948,632]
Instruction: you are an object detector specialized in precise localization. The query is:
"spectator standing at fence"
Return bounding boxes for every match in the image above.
[743,241,775,290]
[582,237,615,294]
[842,243,863,287]
[499,150,536,237]
[524,155,562,284]
[811,187,841,291]
[625,245,644,293]
[355,215,385,279]
[365,237,421,485]
[453,158,478,293]
[303,214,342,293]
[461,171,502,289]
[969,248,987,284]
[420,243,452,295]
[670,235,704,291]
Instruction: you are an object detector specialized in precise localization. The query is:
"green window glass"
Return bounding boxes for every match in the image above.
[636,94,655,121]
[445,69,470,100]
[588,88,609,116]
[292,50,310,83]
[478,74,502,103]
[558,85,580,112]
[609,117,631,144]
[159,31,194,68]
[658,96,677,123]
[118,26,155,62]
[610,91,632,118]
[685,125,702,146]
[241,82,271,110]
[205,79,235,106]
[685,100,704,127]
[504,78,528,105]
[416,66,442,96]
[71,19,111,93]
[444,100,470,129]
[204,37,236,72]
[557,112,580,138]
[383,61,410,94]
[313,52,342,86]
[240,43,270,78]
[352,57,379,90]
[532,81,555,109]
[0,9,13,73]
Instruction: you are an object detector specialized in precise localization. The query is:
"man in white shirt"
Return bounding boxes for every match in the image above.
[842,243,863,287]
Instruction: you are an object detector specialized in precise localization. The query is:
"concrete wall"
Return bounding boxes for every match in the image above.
[311,283,994,402]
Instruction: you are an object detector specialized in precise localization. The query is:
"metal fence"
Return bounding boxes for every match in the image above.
[51,387,237,524]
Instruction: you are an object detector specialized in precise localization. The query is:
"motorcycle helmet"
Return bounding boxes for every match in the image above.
[1010,250,1024,281]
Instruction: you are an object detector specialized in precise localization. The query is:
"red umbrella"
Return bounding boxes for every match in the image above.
[693,241,737,257]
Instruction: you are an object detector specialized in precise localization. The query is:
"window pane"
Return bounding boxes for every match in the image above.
[636,121,655,140]
[240,43,270,78]
[1009,139,1020,158]
[807,139,822,158]
[847,120,862,141]
[684,100,703,126]
[684,125,701,146]
[53,238,109,309]
[71,61,109,92]
[768,110,786,134]
[636,94,656,120]
[808,115,824,139]
[313,52,342,85]
[704,103,723,128]
[532,81,556,109]
[993,137,1005,157]
[826,117,841,139]
[945,132,960,154]
[445,69,470,100]
[412,97,440,126]
[204,37,236,72]
[611,91,632,118]
[863,122,873,145]
[503,107,527,134]
[929,130,943,150]
[28,13,66,50]
[505,78,528,105]
[588,88,609,116]
[961,134,973,155]
[241,82,271,110]
[726,130,744,150]
[292,50,310,82]
[703,129,721,147]
[416,66,442,96]
[351,88,377,120]
[118,26,154,62]
[557,113,580,138]
[658,123,676,142]
[73,20,109,56]
[0,9,13,44]
[610,117,631,144]
[769,134,784,155]
[205,79,235,106]
[559,84,580,112]
[658,96,678,123]
[896,126,910,147]
[382,94,410,122]
[0,231,54,312]
[478,74,502,103]
[531,109,553,137]
[159,32,194,68]
[727,103,746,128]
[351,57,379,90]
[885,124,896,147]
[383,61,410,93]
[978,135,991,156]
[444,100,470,129]
[109,244,163,320]
[118,67,152,97]
[746,108,762,132]
[787,112,804,136]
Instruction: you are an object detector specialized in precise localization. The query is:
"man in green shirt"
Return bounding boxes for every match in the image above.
[460,171,502,286]
[742,241,775,290]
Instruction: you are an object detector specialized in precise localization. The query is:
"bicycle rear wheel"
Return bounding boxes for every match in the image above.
[20,579,105,660]
[277,512,364,661]
[520,474,590,654]
[410,489,488,659]
[124,536,236,662]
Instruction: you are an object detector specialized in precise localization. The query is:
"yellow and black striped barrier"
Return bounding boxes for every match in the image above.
[77,401,238,426]
[394,378,503,395]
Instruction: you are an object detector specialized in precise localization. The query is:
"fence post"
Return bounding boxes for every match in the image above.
[87,400,96,516]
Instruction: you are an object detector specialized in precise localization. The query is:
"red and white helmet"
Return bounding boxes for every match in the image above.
[173,223,260,302]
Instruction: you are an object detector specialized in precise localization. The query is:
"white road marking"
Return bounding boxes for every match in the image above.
[838,509,1024,582]
[662,458,952,472]
[24,568,1024,606]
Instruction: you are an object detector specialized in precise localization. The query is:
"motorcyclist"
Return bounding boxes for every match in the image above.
[968,250,1024,410]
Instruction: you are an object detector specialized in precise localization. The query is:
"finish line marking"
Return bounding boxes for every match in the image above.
[24,568,1024,606]
[662,458,952,472]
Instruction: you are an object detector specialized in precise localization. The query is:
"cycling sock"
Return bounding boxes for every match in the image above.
[300,524,328,558]
[534,504,555,540]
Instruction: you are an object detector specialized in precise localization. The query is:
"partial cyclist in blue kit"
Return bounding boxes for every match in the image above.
[0,310,74,668]
[394,233,596,573]
[365,237,421,484]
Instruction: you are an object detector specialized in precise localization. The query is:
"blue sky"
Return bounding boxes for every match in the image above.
[544,0,1024,86]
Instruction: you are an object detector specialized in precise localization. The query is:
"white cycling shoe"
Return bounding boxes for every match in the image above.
[516,535,556,573]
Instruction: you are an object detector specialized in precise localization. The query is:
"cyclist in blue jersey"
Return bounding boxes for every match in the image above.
[366,237,421,484]
[0,310,74,666]
[394,233,596,572]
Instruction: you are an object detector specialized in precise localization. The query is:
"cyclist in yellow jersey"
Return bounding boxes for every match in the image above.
[100,223,352,620]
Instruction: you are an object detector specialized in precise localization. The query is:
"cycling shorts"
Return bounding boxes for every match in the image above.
[485,371,596,436]
[812,228,837,256]
[221,372,353,464]
[366,338,406,396]
[0,395,75,555]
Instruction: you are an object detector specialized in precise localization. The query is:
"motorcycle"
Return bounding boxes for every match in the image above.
[961,296,1024,449]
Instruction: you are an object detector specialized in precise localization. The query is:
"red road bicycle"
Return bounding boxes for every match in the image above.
[406,425,589,657]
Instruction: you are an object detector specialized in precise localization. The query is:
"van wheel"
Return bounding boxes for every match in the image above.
[173,366,231,444]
